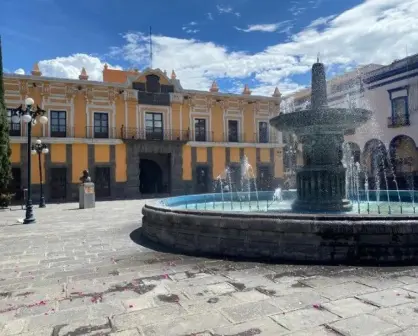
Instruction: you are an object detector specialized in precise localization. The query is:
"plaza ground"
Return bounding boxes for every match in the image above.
[0,201,418,335]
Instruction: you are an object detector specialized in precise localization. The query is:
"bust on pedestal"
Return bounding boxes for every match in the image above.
[79,169,95,209]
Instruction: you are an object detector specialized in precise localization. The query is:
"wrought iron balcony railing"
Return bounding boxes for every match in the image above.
[209,132,280,143]
[387,115,410,128]
[11,125,282,144]
[121,127,189,141]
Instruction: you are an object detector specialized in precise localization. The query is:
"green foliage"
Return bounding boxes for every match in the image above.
[0,36,12,206]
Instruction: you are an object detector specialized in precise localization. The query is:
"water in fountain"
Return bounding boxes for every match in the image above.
[240,155,260,209]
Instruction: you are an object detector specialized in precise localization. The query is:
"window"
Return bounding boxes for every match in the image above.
[194,118,206,141]
[146,75,161,93]
[94,113,109,138]
[228,120,239,142]
[145,112,163,140]
[391,96,409,124]
[50,111,67,137]
[7,109,21,136]
[258,121,269,143]
[95,167,111,198]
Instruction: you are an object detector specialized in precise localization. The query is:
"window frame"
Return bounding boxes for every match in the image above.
[50,110,67,137]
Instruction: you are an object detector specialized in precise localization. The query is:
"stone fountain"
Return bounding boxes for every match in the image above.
[140,61,418,265]
[270,61,372,212]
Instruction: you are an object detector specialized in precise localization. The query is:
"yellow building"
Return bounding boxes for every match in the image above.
[4,64,283,202]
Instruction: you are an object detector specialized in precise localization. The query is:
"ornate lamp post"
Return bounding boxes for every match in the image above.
[11,97,48,224]
[31,139,49,208]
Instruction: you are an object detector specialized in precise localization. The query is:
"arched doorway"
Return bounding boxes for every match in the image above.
[345,142,361,163]
[389,135,418,189]
[363,139,389,189]
[139,159,163,194]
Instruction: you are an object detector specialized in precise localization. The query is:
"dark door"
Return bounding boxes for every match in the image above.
[194,119,207,141]
[50,168,67,200]
[258,122,269,143]
[228,120,239,142]
[95,167,111,198]
[94,113,109,138]
[140,159,163,194]
[10,168,22,201]
[145,112,163,140]
[257,166,272,191]
[195,167,209,194]
[50,110,67,137]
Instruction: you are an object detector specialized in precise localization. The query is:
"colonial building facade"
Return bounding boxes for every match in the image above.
[283,54,418,190]
[345,54,418,189]
[4,64,283,202]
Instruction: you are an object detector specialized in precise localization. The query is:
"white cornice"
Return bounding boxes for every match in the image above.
[4,73,280,102]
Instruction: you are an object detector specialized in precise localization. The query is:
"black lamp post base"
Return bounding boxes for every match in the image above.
[39,197,46,208]
[23,217,36,224]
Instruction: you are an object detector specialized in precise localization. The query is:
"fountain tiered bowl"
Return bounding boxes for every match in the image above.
[141,62,418,265]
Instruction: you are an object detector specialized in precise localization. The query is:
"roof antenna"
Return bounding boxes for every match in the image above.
[149,26,153,69]
[317,52,320,63]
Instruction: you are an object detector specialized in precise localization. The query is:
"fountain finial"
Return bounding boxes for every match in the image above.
[317,52,320,63]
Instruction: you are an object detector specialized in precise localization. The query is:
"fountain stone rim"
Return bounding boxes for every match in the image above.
[142,198,418,265]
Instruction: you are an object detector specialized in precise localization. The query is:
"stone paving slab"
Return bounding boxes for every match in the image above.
[1,201,418,335]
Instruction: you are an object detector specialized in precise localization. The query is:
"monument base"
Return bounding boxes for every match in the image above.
[79,182,96,209]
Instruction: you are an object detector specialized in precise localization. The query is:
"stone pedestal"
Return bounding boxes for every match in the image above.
[292,167,352,212]
[292,133,352,212]
[79,182,95,209]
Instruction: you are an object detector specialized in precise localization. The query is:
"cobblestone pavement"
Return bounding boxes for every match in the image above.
[1,200,418,335]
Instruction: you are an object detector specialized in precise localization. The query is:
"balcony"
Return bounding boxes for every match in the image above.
[41,127,119,139]
[209,132,280,144]
[121,127,189,141]
[387,116,410,128]
[9,124,21,137]
[137,92,170,106]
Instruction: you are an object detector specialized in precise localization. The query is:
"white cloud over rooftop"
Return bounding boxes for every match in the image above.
[34,0,418,96]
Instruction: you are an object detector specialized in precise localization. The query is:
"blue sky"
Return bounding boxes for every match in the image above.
[1,0,416,96]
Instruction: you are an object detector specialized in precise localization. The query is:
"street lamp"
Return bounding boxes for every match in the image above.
[31,139,49,208]
[11,97,48,224]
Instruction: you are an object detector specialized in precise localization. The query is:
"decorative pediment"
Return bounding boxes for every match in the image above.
[128,68,170,85]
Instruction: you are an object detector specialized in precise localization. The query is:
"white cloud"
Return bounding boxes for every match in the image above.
[308,15,336,28]
[38,53,121,81]
[14,68,25,75]
[182,21,200,34]
[207,12,213,20]
[34,0,418,96]
[235,21,293,33]
[216,5,240,17]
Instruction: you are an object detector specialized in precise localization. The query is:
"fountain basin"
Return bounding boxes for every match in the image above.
[270,107,372,133]
[142,191,418,265]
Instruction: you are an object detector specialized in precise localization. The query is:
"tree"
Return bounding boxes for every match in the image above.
[0,36,12,207]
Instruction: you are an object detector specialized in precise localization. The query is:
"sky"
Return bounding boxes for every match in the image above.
[1,0,417,96]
